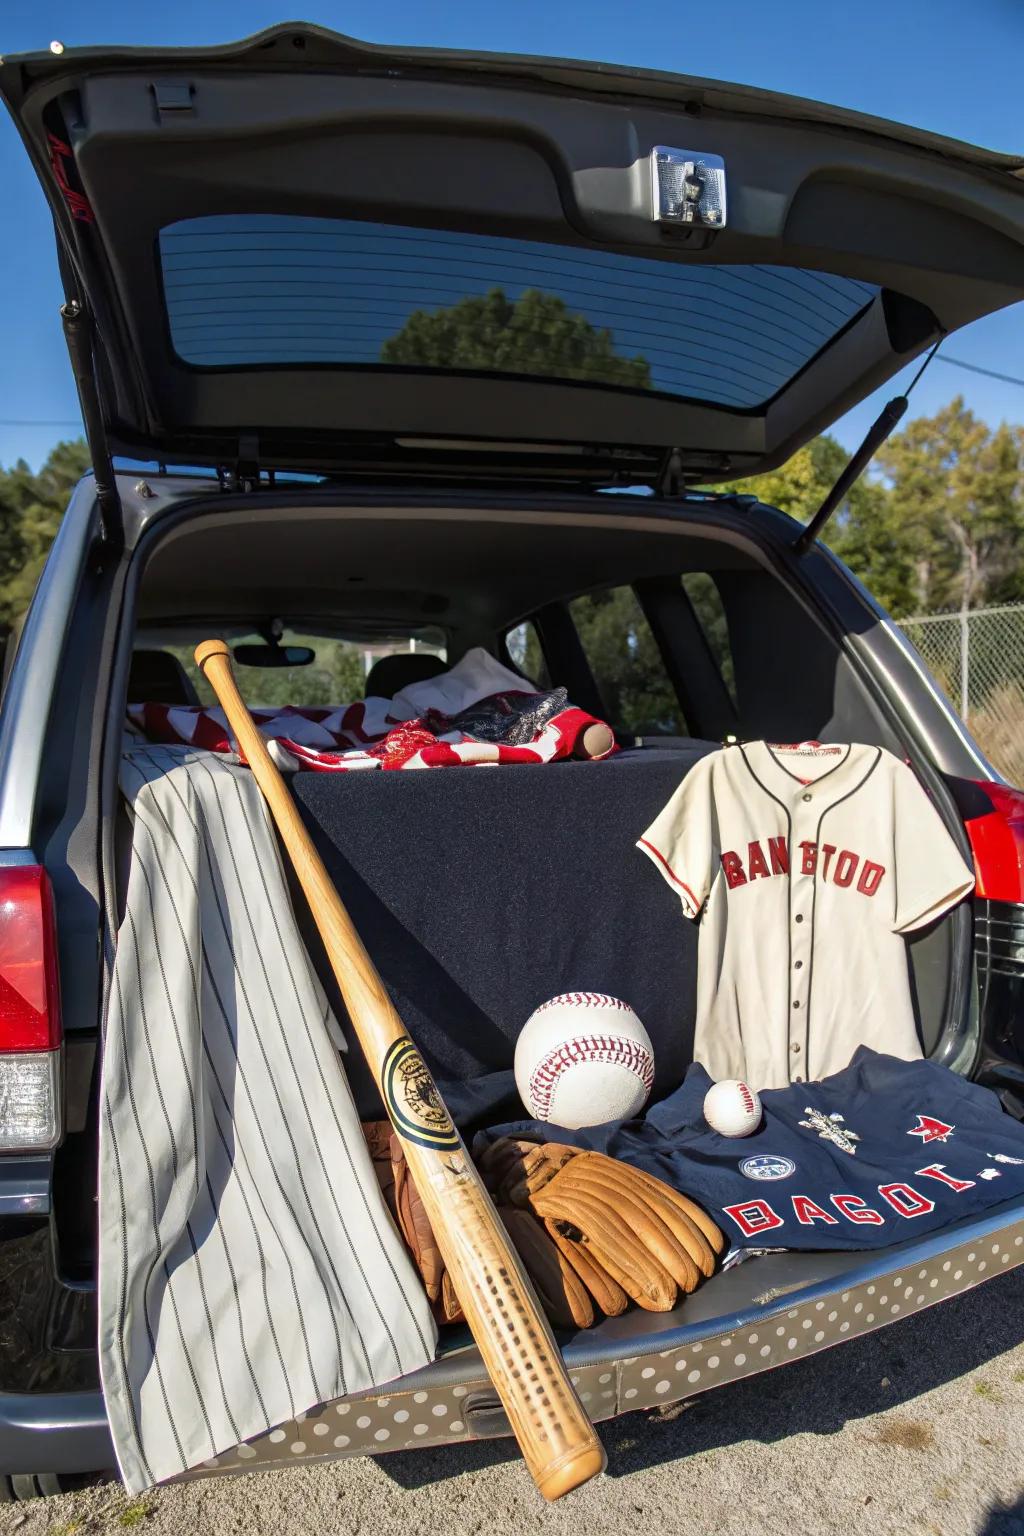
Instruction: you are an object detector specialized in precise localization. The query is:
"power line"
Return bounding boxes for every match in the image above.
[935,355,1024,387]
[0,418,82,428]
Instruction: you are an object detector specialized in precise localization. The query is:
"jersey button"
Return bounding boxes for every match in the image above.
[795,914,804,924]
[793,1074,804,1082]
[802,792,812,802]
[792,1000,801,1009]
[791,1042,801,1053]
[794,959,803,969]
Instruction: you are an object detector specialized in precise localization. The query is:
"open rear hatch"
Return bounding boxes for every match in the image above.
[2,22,1024,493]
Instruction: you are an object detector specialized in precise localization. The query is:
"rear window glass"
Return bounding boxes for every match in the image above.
[158,215,878,409]
[569,588,685,736]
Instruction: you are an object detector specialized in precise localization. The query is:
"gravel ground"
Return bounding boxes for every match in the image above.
[4,1266,1024,1536]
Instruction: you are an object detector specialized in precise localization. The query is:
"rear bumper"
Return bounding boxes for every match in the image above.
[4,1197,1023,1482]
[0,1391,112,1475]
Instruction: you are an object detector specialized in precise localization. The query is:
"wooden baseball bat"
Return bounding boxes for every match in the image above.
[195,640,606,1501]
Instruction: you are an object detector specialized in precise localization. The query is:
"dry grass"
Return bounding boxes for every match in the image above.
[968,681,1024,788]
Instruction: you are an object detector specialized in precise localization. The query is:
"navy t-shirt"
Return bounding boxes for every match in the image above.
[476,1049,1024,1251]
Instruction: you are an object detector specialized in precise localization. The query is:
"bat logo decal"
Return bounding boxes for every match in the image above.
[382,1037,461,1151]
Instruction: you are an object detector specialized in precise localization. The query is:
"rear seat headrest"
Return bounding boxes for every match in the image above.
[364,652,447,700]
[128,648,200,706]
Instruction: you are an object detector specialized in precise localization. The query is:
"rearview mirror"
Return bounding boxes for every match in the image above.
[233,644,315,668]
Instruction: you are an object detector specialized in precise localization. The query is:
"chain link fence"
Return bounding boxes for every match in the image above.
[897,602,1024,787]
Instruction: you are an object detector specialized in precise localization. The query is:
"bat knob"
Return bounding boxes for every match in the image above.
[575,722,615,761]
[195,638,232,671]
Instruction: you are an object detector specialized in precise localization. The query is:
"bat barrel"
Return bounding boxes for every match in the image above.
[195,638,606,1500]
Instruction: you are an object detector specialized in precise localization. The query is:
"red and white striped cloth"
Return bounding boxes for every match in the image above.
[127,648,614,773]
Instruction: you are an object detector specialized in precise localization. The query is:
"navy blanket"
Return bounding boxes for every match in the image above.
[476,1049,1024,1250]
[290,746,715,1118]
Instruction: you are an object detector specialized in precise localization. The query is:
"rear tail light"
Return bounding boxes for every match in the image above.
[0,865,62,1152]
[962,781,1024,904]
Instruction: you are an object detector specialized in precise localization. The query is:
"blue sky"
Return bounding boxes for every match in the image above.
[1,0,1022,470]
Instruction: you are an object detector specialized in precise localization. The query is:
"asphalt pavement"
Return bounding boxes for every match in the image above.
[4,1265,1024,1536]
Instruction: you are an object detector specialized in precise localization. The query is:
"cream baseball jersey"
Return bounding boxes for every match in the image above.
[637,741,975,1091]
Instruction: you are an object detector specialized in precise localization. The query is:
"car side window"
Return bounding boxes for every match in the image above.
[505,621,552,690]
[568,587,685,736]
[680,572,736,703]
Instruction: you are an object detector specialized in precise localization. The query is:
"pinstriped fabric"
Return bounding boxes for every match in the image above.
[99,745,436,1494]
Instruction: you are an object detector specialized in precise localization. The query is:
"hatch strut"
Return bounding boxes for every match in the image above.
[60,299,123,555]
[794,340,942,556]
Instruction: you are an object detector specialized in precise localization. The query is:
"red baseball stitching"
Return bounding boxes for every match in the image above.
[533,992,633,1014]
[528,1034,655,1121]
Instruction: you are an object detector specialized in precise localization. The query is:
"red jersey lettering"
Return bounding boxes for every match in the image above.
[820,843,837,881]
[830,1194,884,1225]
[856,860,885,897]
[747,841,770,880]
[833,849,858,888]
[877,1182,935,1218]
[768,836,789,875]
[791,1195,839,1226]
[721,1199,785,1238]
[915,1163,976,1193]
[721,850,747,888]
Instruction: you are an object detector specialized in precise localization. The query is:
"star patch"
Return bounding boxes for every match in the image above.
[798,1107,861,1156]
[907,1115,955,1144]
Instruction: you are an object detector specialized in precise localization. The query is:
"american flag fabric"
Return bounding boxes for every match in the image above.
[127,690,609,772]
[126,647,614,773]
[100,745,437,1492]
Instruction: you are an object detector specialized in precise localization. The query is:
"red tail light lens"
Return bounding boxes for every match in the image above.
[963,781,1024,904]
[0,865,62,1152]
[0,865,62,1051]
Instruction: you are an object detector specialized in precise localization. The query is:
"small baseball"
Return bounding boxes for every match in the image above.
[703,1079,762,1137]
[514,993,655,1130]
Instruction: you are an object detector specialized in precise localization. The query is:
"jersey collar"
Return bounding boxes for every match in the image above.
[742,740,866,808]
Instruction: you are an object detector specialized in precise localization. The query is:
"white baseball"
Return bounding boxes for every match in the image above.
[703,1079,762,1137]
[514,993,655,1130]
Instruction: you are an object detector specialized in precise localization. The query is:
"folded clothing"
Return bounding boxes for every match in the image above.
[128,646,614,772]
[475,1048,1024,1253]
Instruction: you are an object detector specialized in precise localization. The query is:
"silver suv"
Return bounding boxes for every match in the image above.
[0,22,1022,1502]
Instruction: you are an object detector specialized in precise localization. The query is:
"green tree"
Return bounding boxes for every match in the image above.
[0,438,90,627]
[382,287,651,390]
[730,434,920,617]
[875,398,1024,614]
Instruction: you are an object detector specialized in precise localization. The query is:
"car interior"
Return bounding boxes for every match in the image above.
[123,503,966,1074]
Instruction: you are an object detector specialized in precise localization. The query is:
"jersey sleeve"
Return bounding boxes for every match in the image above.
[890,759,975,934]
[636,757,717,920]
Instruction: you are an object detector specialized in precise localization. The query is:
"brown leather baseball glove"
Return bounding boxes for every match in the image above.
[362,1121,463,1324]
[477,1138,725,1314]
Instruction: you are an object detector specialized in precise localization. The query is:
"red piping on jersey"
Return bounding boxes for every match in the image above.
[638,838,701,911]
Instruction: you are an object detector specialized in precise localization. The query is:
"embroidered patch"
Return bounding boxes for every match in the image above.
[907,1115,955,1144]
[978,1168,1001,1181]
[798,1107,861,1156]
[740,1154,796,1181]
[991,1152,1024,1166]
